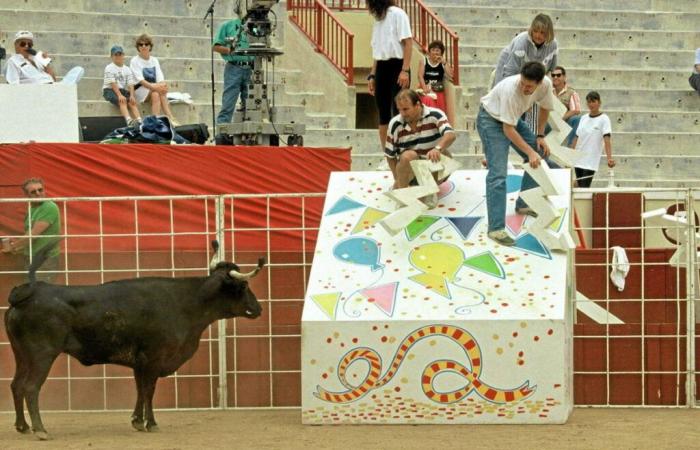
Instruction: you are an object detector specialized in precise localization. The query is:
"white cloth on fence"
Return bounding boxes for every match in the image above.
[610,246,630,292]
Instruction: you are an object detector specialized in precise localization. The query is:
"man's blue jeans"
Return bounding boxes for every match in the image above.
[477,106,553,232]
[217,63,252,125]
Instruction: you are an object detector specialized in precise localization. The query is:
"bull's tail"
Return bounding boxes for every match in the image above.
[27,239,60,284]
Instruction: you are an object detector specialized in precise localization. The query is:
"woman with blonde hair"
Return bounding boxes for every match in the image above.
[129,33,179,125]
[493,13,558,86]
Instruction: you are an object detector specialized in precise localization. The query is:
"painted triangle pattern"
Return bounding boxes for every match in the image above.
[326,196,365,215]
[310,292,342,320]
[514,233,552,259]
[352,207,390,234]
[548,208,568,232]
[463,251,506,279]
[359,282,399,317]
[447,216,482,240]
[409,273,451,298]
[506,174,524,194]
[405,215,441,240]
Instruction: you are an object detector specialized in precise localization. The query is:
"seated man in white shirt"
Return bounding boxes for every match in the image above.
[476,61,557,246]
[5,31,83,85]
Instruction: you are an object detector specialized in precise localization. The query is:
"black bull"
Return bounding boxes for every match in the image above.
[4,250,264,440]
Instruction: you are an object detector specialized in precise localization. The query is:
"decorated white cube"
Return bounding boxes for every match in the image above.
[302,170,573,424]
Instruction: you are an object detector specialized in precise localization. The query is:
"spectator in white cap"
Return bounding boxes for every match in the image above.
[5,30,83,85]
[690,48,700,95]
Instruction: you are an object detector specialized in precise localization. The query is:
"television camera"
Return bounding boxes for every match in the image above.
[218,0,304,145]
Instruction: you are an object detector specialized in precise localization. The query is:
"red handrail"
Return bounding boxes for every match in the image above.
[323,0,460,85]
[288,0,355,85]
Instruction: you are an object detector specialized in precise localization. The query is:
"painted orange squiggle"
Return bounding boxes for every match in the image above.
[314,324,535,404]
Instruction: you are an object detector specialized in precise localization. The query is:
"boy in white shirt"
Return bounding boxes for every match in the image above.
[572,91,615,187]
[476,61,557,246]
[102,45,142,127]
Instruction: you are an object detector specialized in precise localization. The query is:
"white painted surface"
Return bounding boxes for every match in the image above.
[0,84,80,143]
[302,170,573,424]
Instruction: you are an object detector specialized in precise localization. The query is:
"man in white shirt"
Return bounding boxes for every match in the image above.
[5,31,55,84]
[5,30,83,85]
[476,61,557,246]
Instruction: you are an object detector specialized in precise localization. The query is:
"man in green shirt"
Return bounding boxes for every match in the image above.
[2,178,61,282]
[212,15,254,125]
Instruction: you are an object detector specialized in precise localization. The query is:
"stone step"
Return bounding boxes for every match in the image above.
[0,10,233,37]
[464,110,700,133]
[461,87,700,112]
[431,6,700,31]
[76,77,327,111]
[302,128,472,155]
[427,0,700,13]
[458,45,693,70]
[78,101,349,130]
[1,0,241,16]
[451,24,700,51]
[458,65,691,90]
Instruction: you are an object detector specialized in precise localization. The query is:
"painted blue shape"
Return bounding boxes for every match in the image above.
[513,233,552,259]
[333,237,384,271]
[506,174,523,194]
[326,196,365,215]
[447,216,482,240]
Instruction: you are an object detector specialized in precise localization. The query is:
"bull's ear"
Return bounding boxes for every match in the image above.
[197,270,227,300]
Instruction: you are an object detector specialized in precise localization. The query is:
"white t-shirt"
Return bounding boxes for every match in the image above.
[102,62,137,90]
[480,74,555,126]
[129,55,165,103]
[5,53,54,84]
[575,113,612,170]
[371,6,412,60]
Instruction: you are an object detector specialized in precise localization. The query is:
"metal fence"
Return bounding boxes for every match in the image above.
[1,188,699,411]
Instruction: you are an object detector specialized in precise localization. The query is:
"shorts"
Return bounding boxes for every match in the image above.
[103,87,131,106]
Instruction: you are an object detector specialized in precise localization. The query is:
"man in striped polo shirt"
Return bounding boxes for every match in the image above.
[385,89,456,195]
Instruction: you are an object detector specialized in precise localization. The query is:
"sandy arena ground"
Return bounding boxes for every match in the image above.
[1,408,699,449]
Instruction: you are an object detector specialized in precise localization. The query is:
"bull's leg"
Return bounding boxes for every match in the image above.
[131,369,146,431]
[10,351,30,434]
[142,374,159,432]
[24,353,58,440]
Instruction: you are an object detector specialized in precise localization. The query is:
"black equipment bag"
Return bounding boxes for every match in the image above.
[174,123,210,144]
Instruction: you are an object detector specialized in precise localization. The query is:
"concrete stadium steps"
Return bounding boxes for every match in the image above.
[78,101,349,130]
[430,6,700,31]
[598,155,700,188]
[458,45,694,70]
[462,87,700,113]
[429,0,700,12]
[76,77,329,112]
[458,65,690,90]
[0,11,228,37]
[1,0,240,16]
[452,25,700,51]
[464,110,700,133]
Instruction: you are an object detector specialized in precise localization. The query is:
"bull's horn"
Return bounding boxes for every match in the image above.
[229,257,265,280]
[209,240,221,270]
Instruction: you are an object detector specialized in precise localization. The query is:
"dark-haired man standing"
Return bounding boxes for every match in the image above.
[476,61,556,246]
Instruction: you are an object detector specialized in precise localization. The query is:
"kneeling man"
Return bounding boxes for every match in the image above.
[477,61,557,246]
[385,89,456,207]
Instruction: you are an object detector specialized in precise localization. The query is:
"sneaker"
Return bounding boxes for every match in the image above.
[516,207,538,218]
[487,229,515,246]
[421,193,438,209]
[169,117,181,127]
[127,118,141,128]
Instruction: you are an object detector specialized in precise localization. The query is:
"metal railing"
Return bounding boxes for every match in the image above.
[322,0,460,85]
[288,0,355,85]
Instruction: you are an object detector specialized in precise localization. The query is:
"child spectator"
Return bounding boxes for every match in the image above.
[572,91,615,187]
[102,45,142,127]
[417,40,453,120]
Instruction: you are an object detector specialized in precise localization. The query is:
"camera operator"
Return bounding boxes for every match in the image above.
[212,12,254,126]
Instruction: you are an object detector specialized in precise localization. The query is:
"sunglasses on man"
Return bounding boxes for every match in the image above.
[551,73,563,78]
[18,41,33,48]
